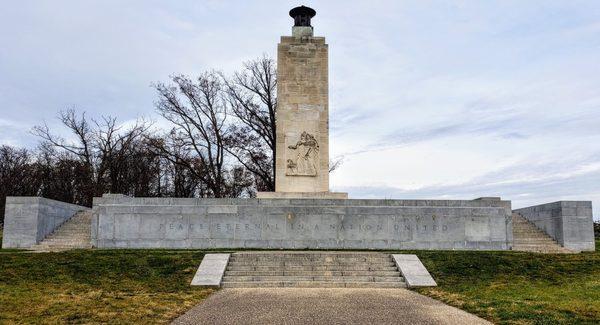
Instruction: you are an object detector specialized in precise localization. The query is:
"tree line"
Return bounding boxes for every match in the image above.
[0,57,278,224]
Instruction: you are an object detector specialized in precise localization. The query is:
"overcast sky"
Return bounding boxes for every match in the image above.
[1,1,599,219]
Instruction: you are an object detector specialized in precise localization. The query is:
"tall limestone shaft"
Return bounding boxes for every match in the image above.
[276,6,329,193]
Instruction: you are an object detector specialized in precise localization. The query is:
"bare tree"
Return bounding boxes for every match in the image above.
[154,72,250,197]
[145,132,205,197]
[222,56,277,191]
[0,146,40,223]
[32,109,152,203]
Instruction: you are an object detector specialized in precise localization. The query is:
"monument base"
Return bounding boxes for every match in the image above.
[256,191,348,199]
[90,196,515,250]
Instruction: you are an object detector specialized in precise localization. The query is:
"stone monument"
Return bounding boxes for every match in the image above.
[2,6,594,254]
[258,6,347,199]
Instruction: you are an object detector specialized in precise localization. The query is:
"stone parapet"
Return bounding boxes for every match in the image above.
[91,196,513,250]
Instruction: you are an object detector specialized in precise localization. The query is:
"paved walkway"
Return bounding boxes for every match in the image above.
[172,288,491,325]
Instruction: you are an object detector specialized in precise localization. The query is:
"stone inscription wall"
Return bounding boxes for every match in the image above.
[92,197,513,250]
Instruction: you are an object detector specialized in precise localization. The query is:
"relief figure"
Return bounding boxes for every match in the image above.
[286,131,319,176]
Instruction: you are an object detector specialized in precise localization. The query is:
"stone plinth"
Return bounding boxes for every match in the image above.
[257,191,348,199]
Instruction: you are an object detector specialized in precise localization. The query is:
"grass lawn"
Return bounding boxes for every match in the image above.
[0,249,216,324]
[412,239,600,324]
[0,238,598,324]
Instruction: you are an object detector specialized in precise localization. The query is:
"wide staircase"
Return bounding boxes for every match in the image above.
[222,252,406,288]
[512,213,571,253]
[29,210,92,252]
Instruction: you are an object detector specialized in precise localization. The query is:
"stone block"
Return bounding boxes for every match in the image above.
[392,254,437,287]
[114,214,140,240]
[207,205,238,214]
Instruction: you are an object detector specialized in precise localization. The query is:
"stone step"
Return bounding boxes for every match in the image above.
[218,252,406,289]
[31,244,92,249]
[48,231,90,235]
[227,265,399,272]
[513,238,556,242]
[29,210,92,251]
[513,229,548,233]
[224,270,402,277]
[221,281,406,288]
[230,254,391,259]
[514,239,555,243]
[513,234,553,238]
[44,239,91,242]
[46,234,90,237]
[226,261,396,267]
[232,253,387,258]
[222,275,403,282]
[513,237,559,241]
[512,244,565,249]
[44,236,90,239]
[228,258,393,262]
[511,213,571,254]
[42,237,90,241]
[51,226,90,230]
[39,242,90,246]
[512,245,569,252]
[513,228,550,233]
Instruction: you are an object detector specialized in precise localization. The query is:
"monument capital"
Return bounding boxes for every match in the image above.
[289,5,316,27]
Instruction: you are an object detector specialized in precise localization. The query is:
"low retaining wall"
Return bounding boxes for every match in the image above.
[2,197,88,248]
[514,201,595,251]
[92,196,513,250]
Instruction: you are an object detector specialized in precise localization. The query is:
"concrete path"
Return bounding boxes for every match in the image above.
[172,288,491,325]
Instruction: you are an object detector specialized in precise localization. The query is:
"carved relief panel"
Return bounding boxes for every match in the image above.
[286,131,319,176]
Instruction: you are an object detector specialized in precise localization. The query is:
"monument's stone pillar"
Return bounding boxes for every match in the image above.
[258,6,346,199]
[276,7,329,193]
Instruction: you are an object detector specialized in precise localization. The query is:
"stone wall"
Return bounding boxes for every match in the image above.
[514,201,595,251]
[2,197,88,248]
[92,196,513,250]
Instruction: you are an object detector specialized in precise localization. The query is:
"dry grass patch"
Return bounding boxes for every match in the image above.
[0,249,215,324]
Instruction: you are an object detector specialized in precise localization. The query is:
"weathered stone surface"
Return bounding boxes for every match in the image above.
[256,191,348,199]
[275,25,330,193]
[191,254,230,286]
[392,254,437,287]
[92,196,513,250]
[514,201,595,252]
[2,197,89,249]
